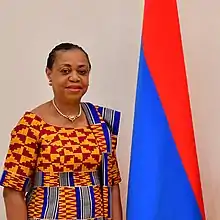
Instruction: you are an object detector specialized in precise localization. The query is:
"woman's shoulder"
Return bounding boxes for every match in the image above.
[83,102,121,135]
[16,102,50,128]
[29,101,51,118]
[82,102,121,114]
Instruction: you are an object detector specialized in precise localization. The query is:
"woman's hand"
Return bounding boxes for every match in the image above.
[112,184,123,220]
[3,188,27,220]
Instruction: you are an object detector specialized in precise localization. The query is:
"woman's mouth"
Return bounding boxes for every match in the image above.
[66,85,82,92]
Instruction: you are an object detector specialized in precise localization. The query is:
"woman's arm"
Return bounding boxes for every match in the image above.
[3,188,27,220]
[112,184,123,220]
[1,113,41,220]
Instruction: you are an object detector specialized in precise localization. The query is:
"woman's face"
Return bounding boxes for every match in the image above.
[46,49,90,103]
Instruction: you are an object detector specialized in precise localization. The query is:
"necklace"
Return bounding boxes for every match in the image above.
[52,99,82,123]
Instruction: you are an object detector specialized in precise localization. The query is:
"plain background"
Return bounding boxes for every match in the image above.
[0,1,219,219]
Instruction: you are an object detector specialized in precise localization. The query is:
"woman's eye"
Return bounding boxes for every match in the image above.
[78,70,87,75]
[61,69,70,74]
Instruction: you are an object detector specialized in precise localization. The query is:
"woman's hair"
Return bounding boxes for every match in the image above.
[46,42,91,70]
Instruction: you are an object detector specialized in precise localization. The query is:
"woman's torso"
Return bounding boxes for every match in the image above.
[25,112,106,220]
[1,102,121,220]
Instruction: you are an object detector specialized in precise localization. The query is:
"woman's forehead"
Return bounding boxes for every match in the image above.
[55,50,89,65]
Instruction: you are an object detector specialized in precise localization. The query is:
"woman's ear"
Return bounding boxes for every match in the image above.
[46,67,52,79]
[46,67,52,86]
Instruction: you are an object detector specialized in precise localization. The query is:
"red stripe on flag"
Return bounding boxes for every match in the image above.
[142,0,205,218]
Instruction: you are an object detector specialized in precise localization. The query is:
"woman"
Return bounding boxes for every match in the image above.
[0,43,122,220]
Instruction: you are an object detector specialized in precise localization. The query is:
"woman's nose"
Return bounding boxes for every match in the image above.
[69,71,80,82]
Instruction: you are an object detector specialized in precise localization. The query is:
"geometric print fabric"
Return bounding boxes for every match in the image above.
[0,106,121,220]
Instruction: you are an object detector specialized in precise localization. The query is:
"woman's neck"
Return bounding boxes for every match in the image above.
[52,97,81,116]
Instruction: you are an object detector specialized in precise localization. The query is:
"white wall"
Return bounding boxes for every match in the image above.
[0,1,219,219]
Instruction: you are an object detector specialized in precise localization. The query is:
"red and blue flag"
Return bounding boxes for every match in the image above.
[126,1,206,219]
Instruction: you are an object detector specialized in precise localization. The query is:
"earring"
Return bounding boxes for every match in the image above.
[49,80,52,86]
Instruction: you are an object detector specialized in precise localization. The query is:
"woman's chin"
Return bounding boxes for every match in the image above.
[63,92,84,102]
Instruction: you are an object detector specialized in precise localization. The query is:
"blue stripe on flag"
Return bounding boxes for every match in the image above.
[126,46,202,220]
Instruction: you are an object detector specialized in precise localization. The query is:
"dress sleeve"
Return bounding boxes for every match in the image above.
[0,113,41,192]
[111,135,122,185]
[96,105,122,185]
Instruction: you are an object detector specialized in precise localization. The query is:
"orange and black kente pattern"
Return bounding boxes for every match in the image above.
[0,103,121,220]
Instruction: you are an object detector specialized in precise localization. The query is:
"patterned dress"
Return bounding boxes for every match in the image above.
[0,103,121,220]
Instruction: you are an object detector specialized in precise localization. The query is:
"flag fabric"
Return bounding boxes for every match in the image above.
[126,1,206,219]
